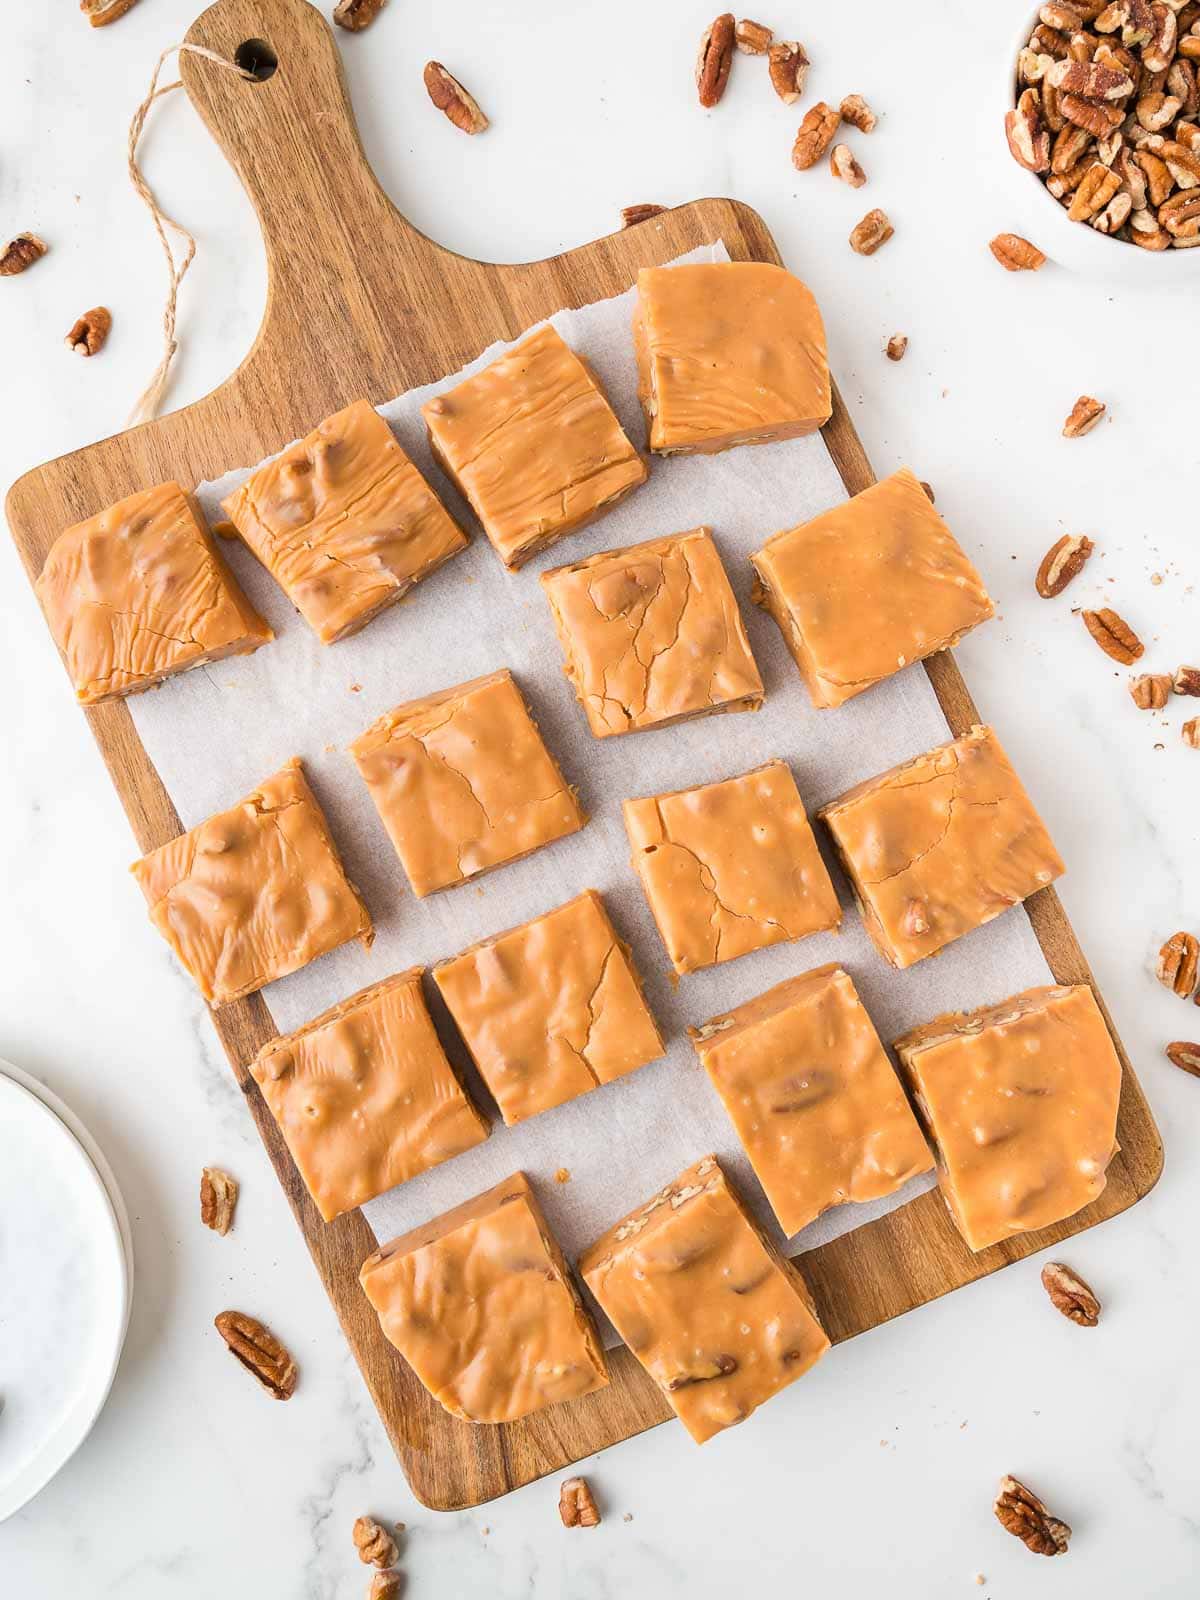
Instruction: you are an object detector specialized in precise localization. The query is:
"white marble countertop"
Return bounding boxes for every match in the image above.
[3,2,1198,1595]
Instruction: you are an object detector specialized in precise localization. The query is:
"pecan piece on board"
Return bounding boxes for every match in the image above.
[849,207,894,254]
[1036,532,1094,596]
[353,1517,399,1568]
[830,143,867,186]
[1129,671,1171,708]
[1158,931,1200,997]
[333,0,387,29]
[1173,664,1200,695]
[1041,1261,1102,1326]
[559,1476,602,1528]
[697,13,736,108]
[734,18,772,53]
[1081,606,1144,662]
[793,101,840,167]
[1062,393,1107,434]
[80,0,140,23]
[840,93,878,132]
[65,306,112,357]
[0,233,48,276]
[994,1476,1072,1556]
[213,1311,298,1399]
[885,333,908,361]
[1166,1039,1200,1074]
[423,62,489,134]
[621,203,666,227]
[768,42,810,103]
[199,1166,239,1234]
[990,231,1047,269]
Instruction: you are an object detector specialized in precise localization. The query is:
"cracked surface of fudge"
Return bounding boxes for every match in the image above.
[36,479,272,704]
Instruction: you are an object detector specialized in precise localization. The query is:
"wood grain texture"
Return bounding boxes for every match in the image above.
[5,0,1162,1511]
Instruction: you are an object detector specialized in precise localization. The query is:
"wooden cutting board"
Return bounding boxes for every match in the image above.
[6,0,1162,1511]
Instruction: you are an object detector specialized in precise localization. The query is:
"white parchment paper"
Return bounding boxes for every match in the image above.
[127,243,1055,1303]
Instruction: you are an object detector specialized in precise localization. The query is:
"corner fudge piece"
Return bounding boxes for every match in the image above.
[893,985,1122,1252]
[433,890,662,1125]
[251,967,488,1221]
[624,761,840,974]
[750,467,995,709]
[348,668,585,896]
[541,529,764,738]
[633,261,832,455]
[130,758,372,1005]
[689,966,932,1236]
[421,324,647,569]
[221,399,466,644]
[819,725,1064,969]
[359,1172,608,1423]
[35,480,272,704]
[580,1156,829,1444]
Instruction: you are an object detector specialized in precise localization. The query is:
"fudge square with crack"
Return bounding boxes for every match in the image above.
[130,758,372,1006]
[893,984,1122,1252]
[633,261,833,455]
[36,479,272,704]
[359,1171,608,1423]
[421,323,647,569]
[540,528,764,738]
[251,967,488,1222]
[623,760,840,975]
[689,965,933,1236]
[580,1155,829,1444]
[751,467,994,709]
[433,889,663,1125]
[819,724,1065,969]
[348,668,585,896]
[221,399,467,644]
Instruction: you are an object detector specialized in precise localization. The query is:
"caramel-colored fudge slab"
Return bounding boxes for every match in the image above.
[893,985,1121,1252]
[624,761,840,974]
[690,966,933,1236]
[222,399,466,644]
[633,262,832,456]
[434,890,663,1125]
[131,758,372,1006]
[348,669,585,896]
[581,1156,829,1444]
[35,480,272,704]
[360,1172,608,1423]
[751,468,995,709]
[541,529,764,738]
[820,725,1064,969]
[251,968,488,1221]
[421,324,647,569]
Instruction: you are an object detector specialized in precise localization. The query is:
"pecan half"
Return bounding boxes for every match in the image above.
[1166,1039,1200,1074]
[1042,1,1085,28]
[990,231,1047,269]
[65,306,112,358]
[559,1476,601,1528]
[353,1517,399,1568]
[1184,717,1200,747]
[0,233,48,276]
[332,0,387,29]
[1092,186,1134,227]
[1130,205,1173,244]
[1137,89,1184,128]
[1041,1261,1102,1325]
[1173,664,1200,694]
[621,203,666,227]
[1137,146,1176,203]
[1062,393,1107,435]
[830,143,867,186]
[1062,89,1128,134]
[80,0,140,23]
[849,207,894,254]
[1051,123,1095,173]
[793,101,840,167]
[840,93,878,132]
[1007,89,1053,170]
[1082,606,1144,661]
[734,18,772,53]
[1036,532,1094,596]
[1129,671,1171,708]
[994,1476,1072,1556]
[1067,161,1123,217]
[423,62,489,134]
[1047,56,1135,95]
[697,13,736,108]
[885,333,908,361]
[768,42,810,103]
[1158,931,1200,996]
[214,1311,298,1400]
[1021,47,1059,81]
[1144,1,1179,69]
[200,1166,239,1235]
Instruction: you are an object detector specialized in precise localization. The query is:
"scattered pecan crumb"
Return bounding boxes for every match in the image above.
[920,480,935,503]
[1184,717,1200,748]
[559,1476,601,1528]
[554,1167,571,1183]
[830,143,867,186]
[792,101,840,167]
[200,1166,239,1235]
[1129,672,1171,710]
[213,1311,298,1400]
[333,0,388,28]
[734,18,772,53]
[1081,606,1143,663]
[0,233,48,276]
[849,207,894,254]
[1062,395,1106,436]
[697,13,736,108]
[1158,931,1200,998]
[65,306,112,357]
[1041,1261,1101,1326]
[354,1517,399,1569]
[885,333,908,361]
[423,62,489,134]
[80,0,140,23]
[990,232,1047,270]
[368,1574,402,1600]
[1173,665,1200,696]
[621,204,666,227]
[1166,1040,1200,1076]
[994,1476,1071,1556]
[768,41,810,103]
[1036,533,1093,597]
[840,93,877,132]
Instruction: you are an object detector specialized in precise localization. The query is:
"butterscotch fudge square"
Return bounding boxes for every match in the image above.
[35,480,271,704]
[690,966,933,1236]
[130,759,372,1006]
[348,668,585,896]
[819,725,1064,969]
[751,467,995,709]
[251,968,488,1222]
[624,760,839,974]
[633,261,832,455]
[893,985,1122,1252]
[434,890,662,1125]
[541,529,764,738]
[222,399,466,644]
[580,1156,829,1444]
[360,1172,608,1423]
[421,324,647,569]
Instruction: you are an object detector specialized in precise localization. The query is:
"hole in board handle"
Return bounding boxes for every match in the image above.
[234,38,278,81]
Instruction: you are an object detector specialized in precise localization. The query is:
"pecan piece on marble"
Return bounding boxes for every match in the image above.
[849,207,894,254]
[559,1476,602,1528]
[994,1476,1072,1556]
[1081,606,1144,662]
[734,18,772,53]
[1041,1261,1102,1326]
[990,231,1047,269]
[213,1311,298,1400]
[1062,393,1107,435]
[200,1166,239,1235]
[353,1517,399,1569]
[885,333,908,361]
[840,93,878,132]
[830,143,867,186]
[1158,931,1200,997]
[65,306,112,357]
[1129,671,1171,708]
[80,0,140,22]
[1036,532,1094,596]
[697,13,736,108]
[333,0,387,29]
[768,41,810,103]
[0,233,48,276]
[621,203,666,227]
[1166,1039,1200,1074]
[369,1575,402,1600]
[1173,664,1200,695]
[423,62,489,134]
[793,101,840,167]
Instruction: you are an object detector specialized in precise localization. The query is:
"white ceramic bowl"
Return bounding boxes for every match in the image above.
[1002,6,1200,281]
